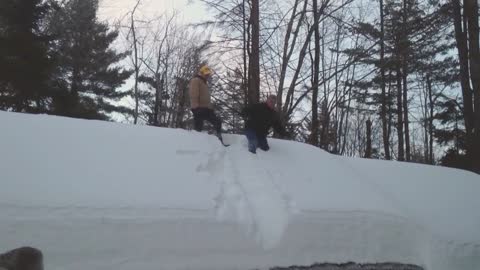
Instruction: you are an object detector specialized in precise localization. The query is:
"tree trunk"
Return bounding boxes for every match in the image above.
[320,100,330,150]
[153,74,160,126]
[242,0,249,107]
[282,1,314,117]
[464,0,480,172]
[130,0,141,124]
[333,22,342,154]
[133,35,139,125]
[402,67,410,161]
[155,76,164,126]
[387,70,393,155]
[396,65,405,161]
[310,0,321,147]
[277,0,304,110]
[452,0,474,162]
[402,0,410,161]
[365,119,372,158]
[423,83,429,163]
[175,78,187,128]
[340,63,356,155]
[427,75,434,164]
[379,0,390,160]
[248,0,260,104]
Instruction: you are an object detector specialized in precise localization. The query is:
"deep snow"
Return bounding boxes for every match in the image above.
[0,111,479,270]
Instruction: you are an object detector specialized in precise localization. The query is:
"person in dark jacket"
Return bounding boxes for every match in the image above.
[241,95,286,154]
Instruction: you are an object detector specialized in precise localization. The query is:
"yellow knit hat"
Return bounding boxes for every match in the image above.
[199,65,213,76]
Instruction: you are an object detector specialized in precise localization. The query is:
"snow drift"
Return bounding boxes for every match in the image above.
[0,111,479,270]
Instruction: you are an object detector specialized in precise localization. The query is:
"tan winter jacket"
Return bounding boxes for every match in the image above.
[189,75,211,109]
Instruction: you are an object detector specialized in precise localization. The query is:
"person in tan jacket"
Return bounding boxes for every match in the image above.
[189,65,222,137]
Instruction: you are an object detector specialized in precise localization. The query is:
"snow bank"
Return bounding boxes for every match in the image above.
[0,111,479,270]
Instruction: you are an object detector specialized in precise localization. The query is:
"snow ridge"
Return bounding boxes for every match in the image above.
[1,112,479,270]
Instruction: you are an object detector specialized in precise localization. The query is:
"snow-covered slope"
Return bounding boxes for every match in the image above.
[0,111,479,270]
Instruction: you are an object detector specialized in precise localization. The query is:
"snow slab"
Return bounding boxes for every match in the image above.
[0,111,479,270]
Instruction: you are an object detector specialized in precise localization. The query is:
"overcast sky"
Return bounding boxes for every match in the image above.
[96,0,213,122]
[98,0,210,24]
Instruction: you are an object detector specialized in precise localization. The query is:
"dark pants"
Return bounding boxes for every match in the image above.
[192,107,222,134]
[245,128,269,154]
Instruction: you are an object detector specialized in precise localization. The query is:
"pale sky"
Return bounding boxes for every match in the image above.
[96,0,213,123]
[98,0,210,24]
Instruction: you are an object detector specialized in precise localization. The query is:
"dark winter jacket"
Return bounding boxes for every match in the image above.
[241,103,286,137]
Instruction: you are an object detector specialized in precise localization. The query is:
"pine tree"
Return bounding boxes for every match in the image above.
[434,96,468,169]
[0,0,54,112]
[48,0,132,120]
[215,67,248,133]
[348,0,453,162]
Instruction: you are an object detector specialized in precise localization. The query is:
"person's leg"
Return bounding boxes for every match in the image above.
[205,109,222,135]
[257,134,270,151]
[245,129,258,154]
[192,108,205,131]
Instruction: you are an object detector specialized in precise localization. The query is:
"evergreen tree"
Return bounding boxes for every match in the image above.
[48,0,132,120]
[0,0,54,112]
[434,96,468,169]
[215,67,248,134]
[348,0,453,162]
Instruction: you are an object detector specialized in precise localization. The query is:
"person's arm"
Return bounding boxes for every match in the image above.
[189,79,200,109]
[240,105,252,118]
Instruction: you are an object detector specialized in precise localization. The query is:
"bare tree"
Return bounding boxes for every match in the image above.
[401,0,411,161]
[451,0,479,171]
[365,118,372,158]
[277,0,307,110]
[379,0,391,159]
[141,13,176,126]
[309,0,321,146]
[248,0,260,104]
[128,0,142,124]
[395,58,405,161]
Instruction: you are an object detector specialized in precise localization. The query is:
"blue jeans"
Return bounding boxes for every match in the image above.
[245,129,269,153]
